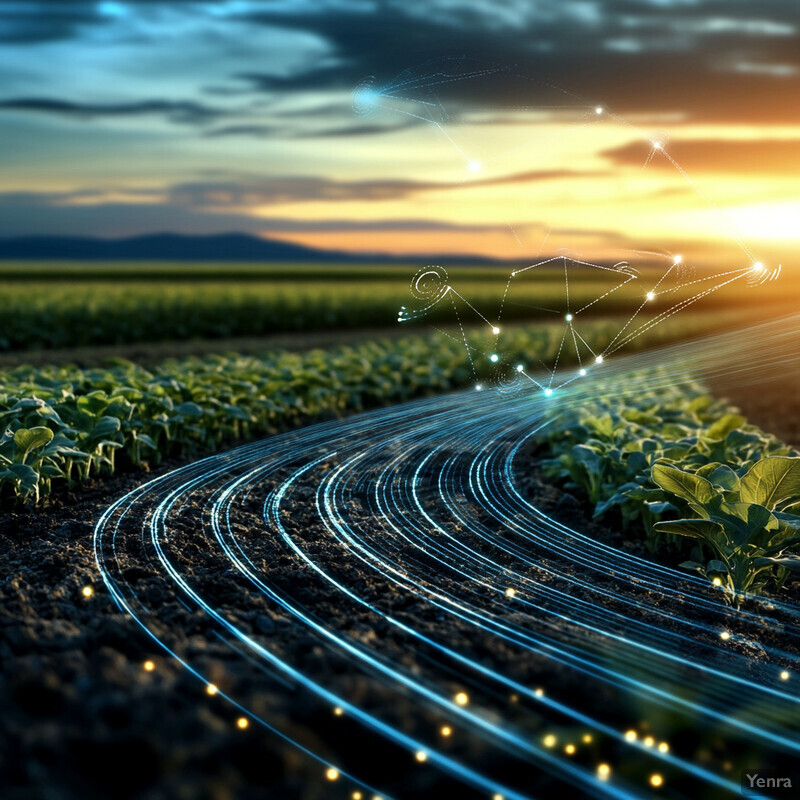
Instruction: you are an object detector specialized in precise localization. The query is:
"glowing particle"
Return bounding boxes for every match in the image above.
[505,587,516,598]
[415,751,427,763]
[353,793,363,800]
[582,734,593,744]
[475,384,482,391]
[673,254,683,264]
[493,794,505,800]
[597,764,611,781]
[440,725,452,737]
[236,717,249,730]
[81,585,94,598]
[753,262,764,273]
[652,141,662,150]
[650,774,664,788]
[206,683,218,696]
[658,742,669,753]
[509,694,519,703]
[543,734,557,748]
[143,660,155,672]
[490,354,499,363]
[455,691,469,706]
[468,160,482,173]
[492,326,500,335]
[565,313,573,322]
[624,729,637,742]
[720,630,731,640]
[565,744,576,755]
[516,364,524,372]
[534,688,544,697]
[646,291,655,301]
[643,736,655,748]
[334,706,344,716]
[712,577,722,587]
[780,670,790,681]
[579,368,586,376]
[544,388,553,397]
[595,355,604,364]
[595,106,603,115]
[326,767,339,782]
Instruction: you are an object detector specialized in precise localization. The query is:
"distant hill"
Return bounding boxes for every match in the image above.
[0,233,510,264]
[0,233,358,262]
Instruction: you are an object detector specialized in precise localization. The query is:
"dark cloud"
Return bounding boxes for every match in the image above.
[603,138,800,173]
[0,97,225,125]
[235,0,800,124]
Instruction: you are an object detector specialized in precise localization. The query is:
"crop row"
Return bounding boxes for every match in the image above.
[0,270,766,352]
[540,375,800,603]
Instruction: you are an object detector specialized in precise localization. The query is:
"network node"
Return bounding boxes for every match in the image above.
[651,141,662,150]
[673,254,682,264]
[492,326,500,335]
[490,354,499,363]
[595,355,604,364]
[595,106,603,115]
[579,368,587,376]
[544,388,553,397]
[475,384,482,391]
[565,313,573,322]
[646,291,655,301]
[516,364,524,372]
[468,160,482,173]
[752,262,764,273]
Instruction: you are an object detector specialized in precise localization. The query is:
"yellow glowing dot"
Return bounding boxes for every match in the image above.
[597,764,611,780]
[326,767,339,781]
[334,706,344,716]
[372,796,383,800]
[720,631,731,640]
[652,141,662,150]
[624,729,637,742]
[565,744,576,755]
[650,774,664,788]
[595,106,603,115]
[509,694,519,703]
[643,736,655,748]
[534,687,544,697]
[206,683,218,696]
[658,742,669,753]
[753,262,764,273]
[646,291,655,301]
[712,577,722,587]
[493,794,504,800]
[543,734,557,748]
[505,587,516,598]
[582,734,593,744]
[780,670,790,681]
[455,692,469,706]
[81,585,94,598]
[236,717,249,730]
[415,751,427,763]
[492,326,500,335]
[143,660,155,672]
[673,254,683,264]
[352,793,363,800]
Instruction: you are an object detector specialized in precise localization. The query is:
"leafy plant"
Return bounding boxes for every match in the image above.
[652,458,800,604]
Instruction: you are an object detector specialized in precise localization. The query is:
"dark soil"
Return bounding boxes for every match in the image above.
[1,385,798,800]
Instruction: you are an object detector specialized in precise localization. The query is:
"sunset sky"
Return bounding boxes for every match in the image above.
[2,1,799,267]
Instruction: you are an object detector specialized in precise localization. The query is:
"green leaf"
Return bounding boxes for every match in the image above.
[14,426,54,456]
[654,518,725,540]
[739,457,800,511]
[706,413,747,440]
[175,401,204,418]
[651,463,715,510]
[90,416,121,440]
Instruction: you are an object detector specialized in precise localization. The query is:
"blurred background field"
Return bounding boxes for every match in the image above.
[0,261,787,359]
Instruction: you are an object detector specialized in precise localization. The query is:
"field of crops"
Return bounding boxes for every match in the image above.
[0,261,790,352]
